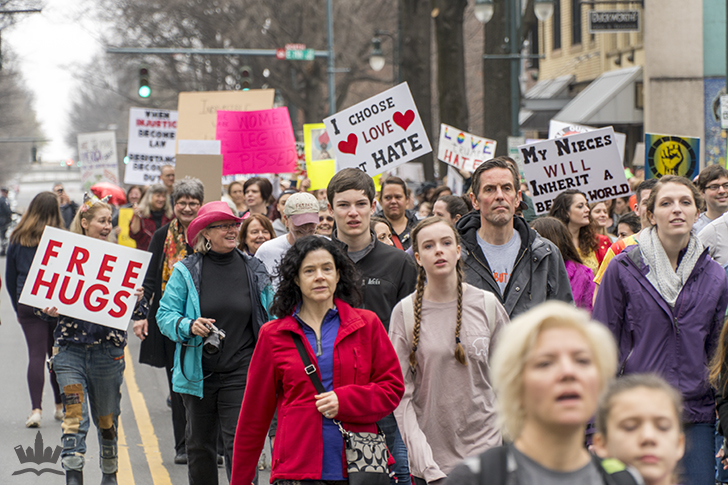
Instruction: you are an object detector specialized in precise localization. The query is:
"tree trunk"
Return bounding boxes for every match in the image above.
[483,0,512,156]
[399,0,433,181]
[432,0,468,178]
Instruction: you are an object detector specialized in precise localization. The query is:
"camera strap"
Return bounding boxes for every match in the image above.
[179,341,212,383]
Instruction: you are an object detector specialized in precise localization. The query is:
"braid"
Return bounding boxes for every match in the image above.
[454,260,467,366]
[409,265,427,375]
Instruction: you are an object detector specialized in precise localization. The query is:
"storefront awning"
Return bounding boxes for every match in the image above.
[554,66,643,125]
[520,75,574,132]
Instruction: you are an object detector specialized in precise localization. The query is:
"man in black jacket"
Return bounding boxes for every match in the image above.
[457,157,572,318]
[328,168,417,485]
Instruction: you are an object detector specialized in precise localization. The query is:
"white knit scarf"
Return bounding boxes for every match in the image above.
[638,227,702,308]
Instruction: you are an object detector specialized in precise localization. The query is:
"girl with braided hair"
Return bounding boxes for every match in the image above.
[389,217,509,485]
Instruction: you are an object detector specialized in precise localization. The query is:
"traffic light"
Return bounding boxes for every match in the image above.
[138,66,151,98]
[239,66,252,90]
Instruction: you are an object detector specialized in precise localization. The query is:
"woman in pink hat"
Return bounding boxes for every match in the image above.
[157,201,273,485]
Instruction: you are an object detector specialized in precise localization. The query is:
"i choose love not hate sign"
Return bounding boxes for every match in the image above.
[324,82,432,177]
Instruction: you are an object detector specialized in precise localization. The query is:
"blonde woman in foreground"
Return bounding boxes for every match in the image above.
[445,301,641,485]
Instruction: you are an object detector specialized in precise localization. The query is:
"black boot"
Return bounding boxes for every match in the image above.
[66,469,83,485]
[100,473,117,485]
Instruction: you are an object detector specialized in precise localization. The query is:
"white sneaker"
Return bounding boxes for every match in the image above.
[54,408,64,421]
[25,411,41,428]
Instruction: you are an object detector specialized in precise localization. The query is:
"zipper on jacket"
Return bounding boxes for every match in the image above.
[674,317,680,335]
[468,249,503,299]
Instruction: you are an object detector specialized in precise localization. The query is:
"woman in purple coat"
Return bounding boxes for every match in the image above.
[531,217,595,311]
[594,175,728,485]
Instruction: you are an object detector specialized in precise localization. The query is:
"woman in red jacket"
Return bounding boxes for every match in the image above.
[231,236,404,485]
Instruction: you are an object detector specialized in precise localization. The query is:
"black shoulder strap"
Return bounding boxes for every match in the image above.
[291,331,326,394]
[479,445,510,485]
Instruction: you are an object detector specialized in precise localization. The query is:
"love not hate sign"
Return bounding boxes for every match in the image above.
[19,227,151,330]
[323,82,432,176]
[518,127,631,214]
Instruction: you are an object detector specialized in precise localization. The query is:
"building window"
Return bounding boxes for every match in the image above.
[572,0,581,45]
[552,0,561,50]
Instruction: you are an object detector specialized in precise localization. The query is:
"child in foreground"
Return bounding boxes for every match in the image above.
[593,374,685,485]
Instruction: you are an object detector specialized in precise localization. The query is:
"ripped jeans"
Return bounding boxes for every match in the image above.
[52,341,125,474]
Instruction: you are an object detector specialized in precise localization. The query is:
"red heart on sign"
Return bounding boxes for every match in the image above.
[338,133,358,155]
[393,110,415,131]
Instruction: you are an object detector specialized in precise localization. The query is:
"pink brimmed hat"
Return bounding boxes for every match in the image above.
[186,201,243,245]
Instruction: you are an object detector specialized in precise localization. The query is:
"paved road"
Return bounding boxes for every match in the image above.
[0,256,271,485]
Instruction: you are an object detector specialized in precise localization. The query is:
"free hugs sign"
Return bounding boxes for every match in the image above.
[323,83,432,177]
[19,227,151,330]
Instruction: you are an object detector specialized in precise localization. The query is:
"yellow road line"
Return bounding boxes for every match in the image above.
[125,347,173,485]
[118,416,135,483]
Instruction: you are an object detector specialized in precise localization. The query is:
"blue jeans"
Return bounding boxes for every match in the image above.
[53,342,125,474]
[378,413,409,485]
[682,422,715,485]
[716,422,728,482]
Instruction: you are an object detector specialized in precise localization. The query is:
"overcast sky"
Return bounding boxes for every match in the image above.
[4,0,104,161]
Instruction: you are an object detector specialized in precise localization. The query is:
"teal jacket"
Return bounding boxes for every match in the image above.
[157,250,273,398]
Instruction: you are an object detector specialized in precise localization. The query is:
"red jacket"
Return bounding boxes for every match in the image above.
[231,299,404,484]
[129,213,172,251]
[595,234,611,267]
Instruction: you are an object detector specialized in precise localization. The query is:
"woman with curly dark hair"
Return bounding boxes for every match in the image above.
[231,236,404,485]
[549,190,610,274]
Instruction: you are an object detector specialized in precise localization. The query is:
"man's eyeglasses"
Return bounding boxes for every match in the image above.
[175,201,200,209]
[706,183,728,191]
[208,222,242,231]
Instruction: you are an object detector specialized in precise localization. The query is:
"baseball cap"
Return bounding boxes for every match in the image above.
[284,192,320,226]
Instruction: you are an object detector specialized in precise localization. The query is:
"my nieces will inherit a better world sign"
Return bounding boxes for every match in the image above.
[519,127,630,214]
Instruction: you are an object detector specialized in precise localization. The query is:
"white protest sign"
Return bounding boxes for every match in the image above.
[323,82,432,177]
[77,131,119,191]
[125,108,178,185]
[19,227,151,331]
[437,124,496,172]
[519,127,631,214]
[508,136,526,172]
[549,120,626,163]
[446,165,465,196]
[721,95,728,130]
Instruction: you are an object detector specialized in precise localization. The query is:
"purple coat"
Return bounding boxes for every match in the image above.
[593,244,728,424]
[565,260,595,311]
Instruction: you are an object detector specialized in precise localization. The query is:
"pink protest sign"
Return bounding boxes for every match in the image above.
[216,107,297,175]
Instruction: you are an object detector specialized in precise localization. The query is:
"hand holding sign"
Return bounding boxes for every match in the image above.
[324,83,432,177]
